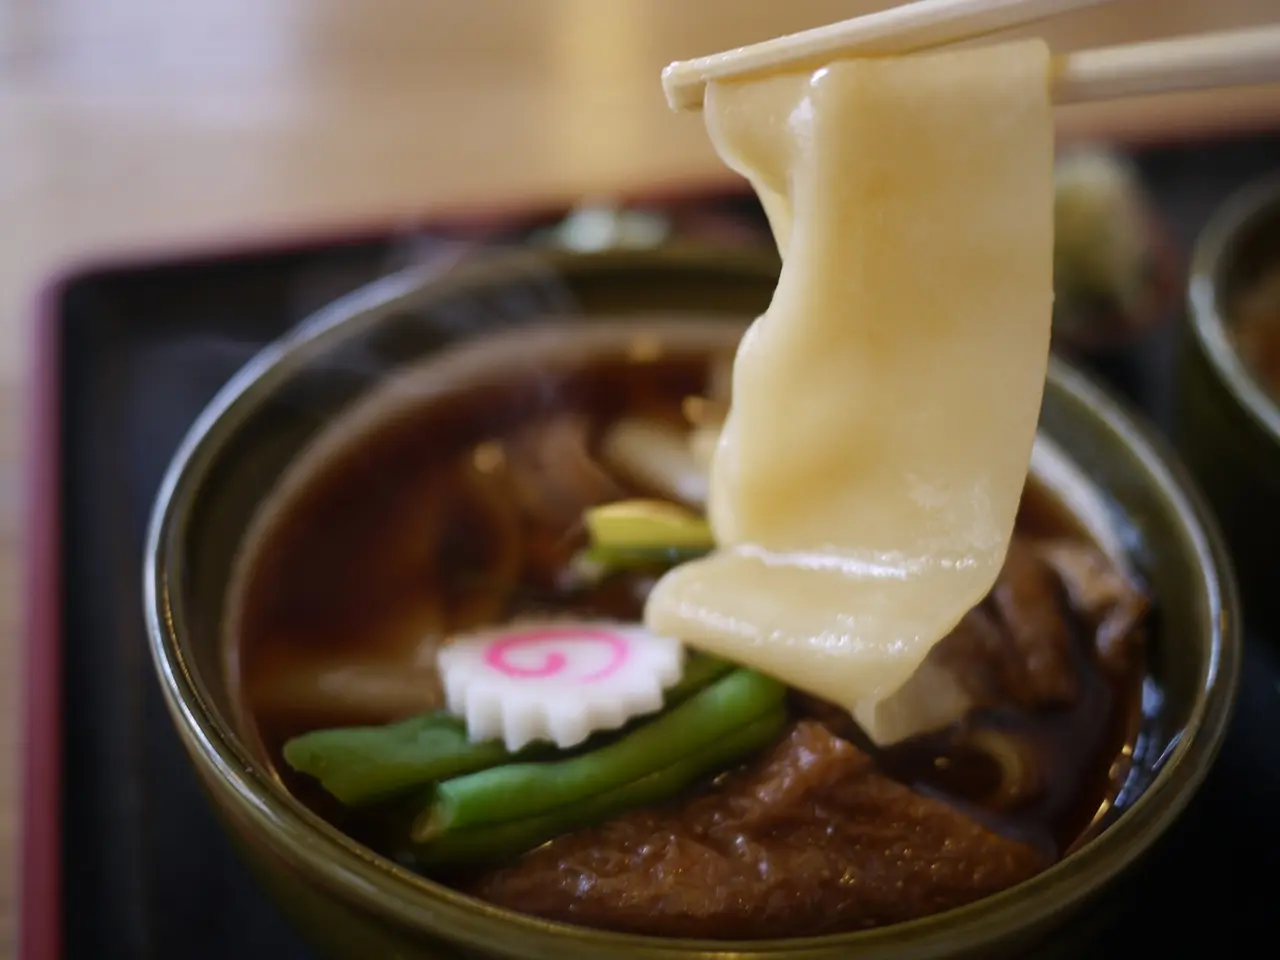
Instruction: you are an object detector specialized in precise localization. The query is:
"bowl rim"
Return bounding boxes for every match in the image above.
[144,247,1241,958]
[1187,173,1280,446]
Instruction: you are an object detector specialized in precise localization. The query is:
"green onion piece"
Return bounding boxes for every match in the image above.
[578,543,711,573]
[584,499,713,552]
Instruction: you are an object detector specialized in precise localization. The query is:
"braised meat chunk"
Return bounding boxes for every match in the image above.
[931,537,1081,712]
[989,538,1079,704]
[863,534,1148,750]
[861,538,1085,745]
[465,722,1047,939]
[1035,539,1149,675]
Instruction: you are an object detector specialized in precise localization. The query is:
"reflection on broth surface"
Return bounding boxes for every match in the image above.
[225,324,1149,939]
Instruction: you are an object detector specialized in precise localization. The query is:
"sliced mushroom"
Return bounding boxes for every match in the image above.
[250,657,445,729]
[599,418,709,510]
[964,728,1044,810]
[687,422,722,475]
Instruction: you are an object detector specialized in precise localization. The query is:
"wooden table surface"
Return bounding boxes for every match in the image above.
[2,0,1277,954]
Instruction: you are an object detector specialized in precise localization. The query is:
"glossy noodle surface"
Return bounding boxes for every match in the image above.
[645,41,1056,744]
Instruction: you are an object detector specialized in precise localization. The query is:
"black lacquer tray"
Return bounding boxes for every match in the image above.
[23,133,1280,959]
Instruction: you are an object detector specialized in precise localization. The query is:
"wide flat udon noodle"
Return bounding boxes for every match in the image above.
[644,41,1055,744]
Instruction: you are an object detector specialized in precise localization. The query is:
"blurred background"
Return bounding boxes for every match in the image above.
[4,0,1279,368]
[3,0,1279,957]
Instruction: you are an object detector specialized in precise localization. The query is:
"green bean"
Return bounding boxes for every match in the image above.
[663,652,734,704]
[413,669,786,841]
[281,712,546,806]
[411,706,787,866]
[282,653,733,807]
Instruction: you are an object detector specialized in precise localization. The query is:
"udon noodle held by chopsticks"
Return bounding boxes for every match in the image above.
[644,40,1055,745]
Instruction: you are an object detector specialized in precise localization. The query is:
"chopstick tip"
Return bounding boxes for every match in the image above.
[662,61,708,113]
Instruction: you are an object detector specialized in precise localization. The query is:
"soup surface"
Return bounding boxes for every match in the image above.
[227,325,1149,939]
[1233,265,1280,404]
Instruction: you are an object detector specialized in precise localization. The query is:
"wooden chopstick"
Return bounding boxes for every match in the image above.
[1054,24,1280,106]
[661,0,1114,110]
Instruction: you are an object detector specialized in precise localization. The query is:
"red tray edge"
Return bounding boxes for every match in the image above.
[21,257,66,960]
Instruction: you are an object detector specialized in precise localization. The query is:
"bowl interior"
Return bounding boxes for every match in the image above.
[150,249,1237,958]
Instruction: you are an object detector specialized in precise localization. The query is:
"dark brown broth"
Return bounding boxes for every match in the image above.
[1232,267,1280,402]
[230,347,712,787]
[228,341,1143,867]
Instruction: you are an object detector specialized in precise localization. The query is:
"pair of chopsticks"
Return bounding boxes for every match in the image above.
[662,0,1280,111]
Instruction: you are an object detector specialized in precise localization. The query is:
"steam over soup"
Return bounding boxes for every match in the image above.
[225,40,1151,940]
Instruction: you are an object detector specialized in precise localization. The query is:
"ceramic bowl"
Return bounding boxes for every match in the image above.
[1177,176,1280,632]
[146,247,1239,959]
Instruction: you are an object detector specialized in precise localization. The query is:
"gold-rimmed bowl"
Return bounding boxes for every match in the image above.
[146,247,1239,959]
